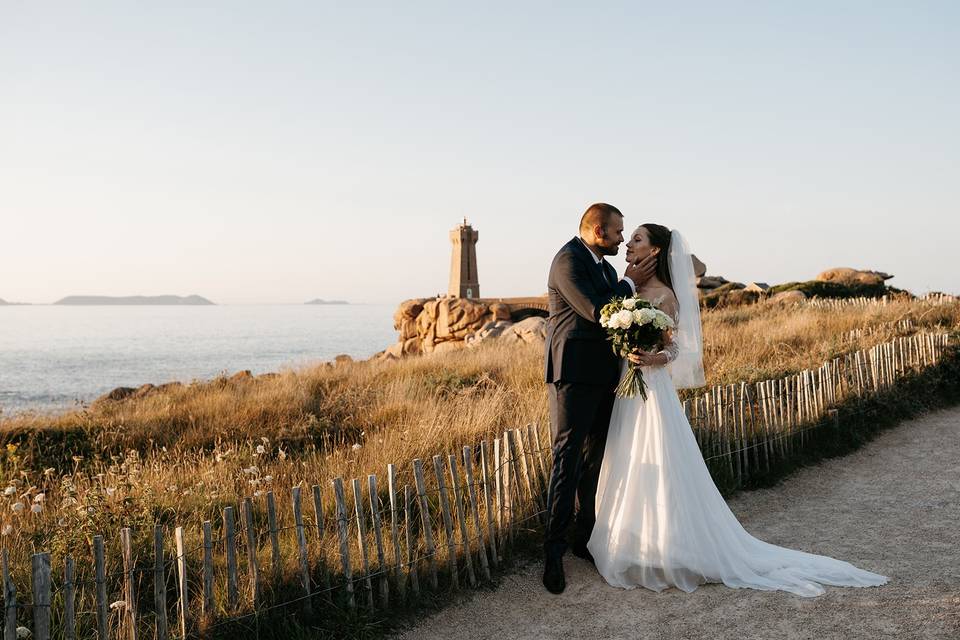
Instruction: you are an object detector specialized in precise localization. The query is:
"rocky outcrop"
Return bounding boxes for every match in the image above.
[816,268,893,287]
[768,290,807,305]
[384,297,541,359]
[465,317,547,348]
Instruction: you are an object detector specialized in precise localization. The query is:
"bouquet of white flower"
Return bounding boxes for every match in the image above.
[599,296,676,399]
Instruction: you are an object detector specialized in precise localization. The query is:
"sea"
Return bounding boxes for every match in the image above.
[0,304,398,416]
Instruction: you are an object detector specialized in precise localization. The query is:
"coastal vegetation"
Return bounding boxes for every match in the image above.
[0,297,957,637]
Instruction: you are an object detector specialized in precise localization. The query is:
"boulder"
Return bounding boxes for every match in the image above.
[385,342,405,359]
[769,290,807,305]
[691,254,707,278]
[816,268,892,287]
[510,316,547,343]
[697,275,729,290]
[402,337,422,356]
[229,370,253,383]
[745,282,770,293]
[132,383,156,398]
[437,298,490,339]
[333,354,353,366]
[100,386,137,402]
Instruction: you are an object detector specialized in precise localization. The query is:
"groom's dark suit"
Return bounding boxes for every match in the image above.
[544,237,632,559]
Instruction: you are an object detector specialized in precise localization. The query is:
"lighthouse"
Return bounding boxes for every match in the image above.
[448,218,480,299]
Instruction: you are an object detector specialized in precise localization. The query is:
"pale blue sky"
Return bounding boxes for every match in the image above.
[1,1,957,304]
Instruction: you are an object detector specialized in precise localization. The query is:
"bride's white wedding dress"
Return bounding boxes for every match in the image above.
[587,231,888,598]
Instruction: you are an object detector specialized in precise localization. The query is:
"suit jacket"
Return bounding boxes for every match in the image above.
[544,237,632,386]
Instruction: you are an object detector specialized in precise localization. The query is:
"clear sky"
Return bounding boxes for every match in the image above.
[1,1,957,304]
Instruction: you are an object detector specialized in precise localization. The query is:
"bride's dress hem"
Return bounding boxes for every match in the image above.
[587,363,889,599]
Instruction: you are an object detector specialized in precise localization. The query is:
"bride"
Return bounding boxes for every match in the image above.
[586,224,889,597]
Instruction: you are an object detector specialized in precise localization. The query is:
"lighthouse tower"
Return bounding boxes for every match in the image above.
[448,218,480,299]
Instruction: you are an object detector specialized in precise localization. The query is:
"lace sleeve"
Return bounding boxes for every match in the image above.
[657,293,681,364]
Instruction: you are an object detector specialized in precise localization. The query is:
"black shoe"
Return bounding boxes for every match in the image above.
[571,543,595,565]
[542,555,566,594]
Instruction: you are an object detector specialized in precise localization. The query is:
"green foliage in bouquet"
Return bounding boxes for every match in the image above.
[600,296,675,399]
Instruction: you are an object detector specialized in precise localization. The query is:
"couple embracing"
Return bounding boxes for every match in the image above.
[542,203,888,597]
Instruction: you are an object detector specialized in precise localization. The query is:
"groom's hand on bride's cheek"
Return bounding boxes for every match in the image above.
[625,254,657,286]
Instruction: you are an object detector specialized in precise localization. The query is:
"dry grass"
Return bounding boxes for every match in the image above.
[0,298,957,617]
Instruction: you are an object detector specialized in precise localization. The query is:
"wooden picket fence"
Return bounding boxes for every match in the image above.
[1,330,952,640]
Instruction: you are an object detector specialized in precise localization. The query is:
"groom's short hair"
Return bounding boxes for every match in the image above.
[580,203,623,234]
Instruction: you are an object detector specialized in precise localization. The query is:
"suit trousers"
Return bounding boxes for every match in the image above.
[544,380,616,558]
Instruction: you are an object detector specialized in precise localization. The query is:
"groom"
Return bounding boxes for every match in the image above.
[542,203,655,594]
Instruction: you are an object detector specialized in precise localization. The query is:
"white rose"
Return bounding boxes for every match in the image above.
[600,314,610,328]
[632,309,646,324]
[622,298,636,310]
[615,310,634,328]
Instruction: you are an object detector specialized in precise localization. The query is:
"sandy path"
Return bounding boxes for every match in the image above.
[401,407,960,640]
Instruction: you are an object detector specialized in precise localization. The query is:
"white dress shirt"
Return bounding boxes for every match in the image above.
[578,237,636,294]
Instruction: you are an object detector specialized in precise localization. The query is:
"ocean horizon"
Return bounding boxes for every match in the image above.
[0,304,398,416]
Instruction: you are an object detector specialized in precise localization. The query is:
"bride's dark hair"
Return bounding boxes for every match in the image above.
[641,223,673,291]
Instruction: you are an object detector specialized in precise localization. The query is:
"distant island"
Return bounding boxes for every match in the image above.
[305,299,348,305]
[0,298,30,306]
[54,295,215,306]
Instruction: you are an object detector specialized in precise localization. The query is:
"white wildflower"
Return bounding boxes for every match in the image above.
[11,502,24,514]
[33,493,45,503]
[351,443,362,451]
[255,445,266,455]
[263,475,273,483]
[3,487,15,497]
[1,524,12,536]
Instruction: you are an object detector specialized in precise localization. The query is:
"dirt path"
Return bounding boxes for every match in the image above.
[401,407,960,640]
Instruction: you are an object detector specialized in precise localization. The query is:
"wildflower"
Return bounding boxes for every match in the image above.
[31,504,42,514]
[242,466,259,475]
[278,448,287,461]
[351,443,362,451]
[3,487,15,497]
[5,444,17,454]
[15,626,30,639]
[255,445,266,455]
[33,493,44,503]
[11,502,24,514]
[263,475,273,483]
[1,524,12,536]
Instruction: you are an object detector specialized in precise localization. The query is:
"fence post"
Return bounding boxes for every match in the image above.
[463,445,492,580]
[291,486,313,615]
[153,526,168,640]
[266,491,282,580]
[387,465,404,598]
[447,454,477,586]
[351,478,375,608]
[412,459,439,589]
[224,506,239,611]
[242,497,261,607]
[331,477,356,608]
[121,528,138,640]
[31,553,51,640]
[403,485,420,597]
[479,440,499,566]
[311,484,332,592]
[64,555,76,640]
[202,521,215,620]
[175,526,189,639]
[432,455,459,589]
[93,535,108,639]
[367,474,389,606]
